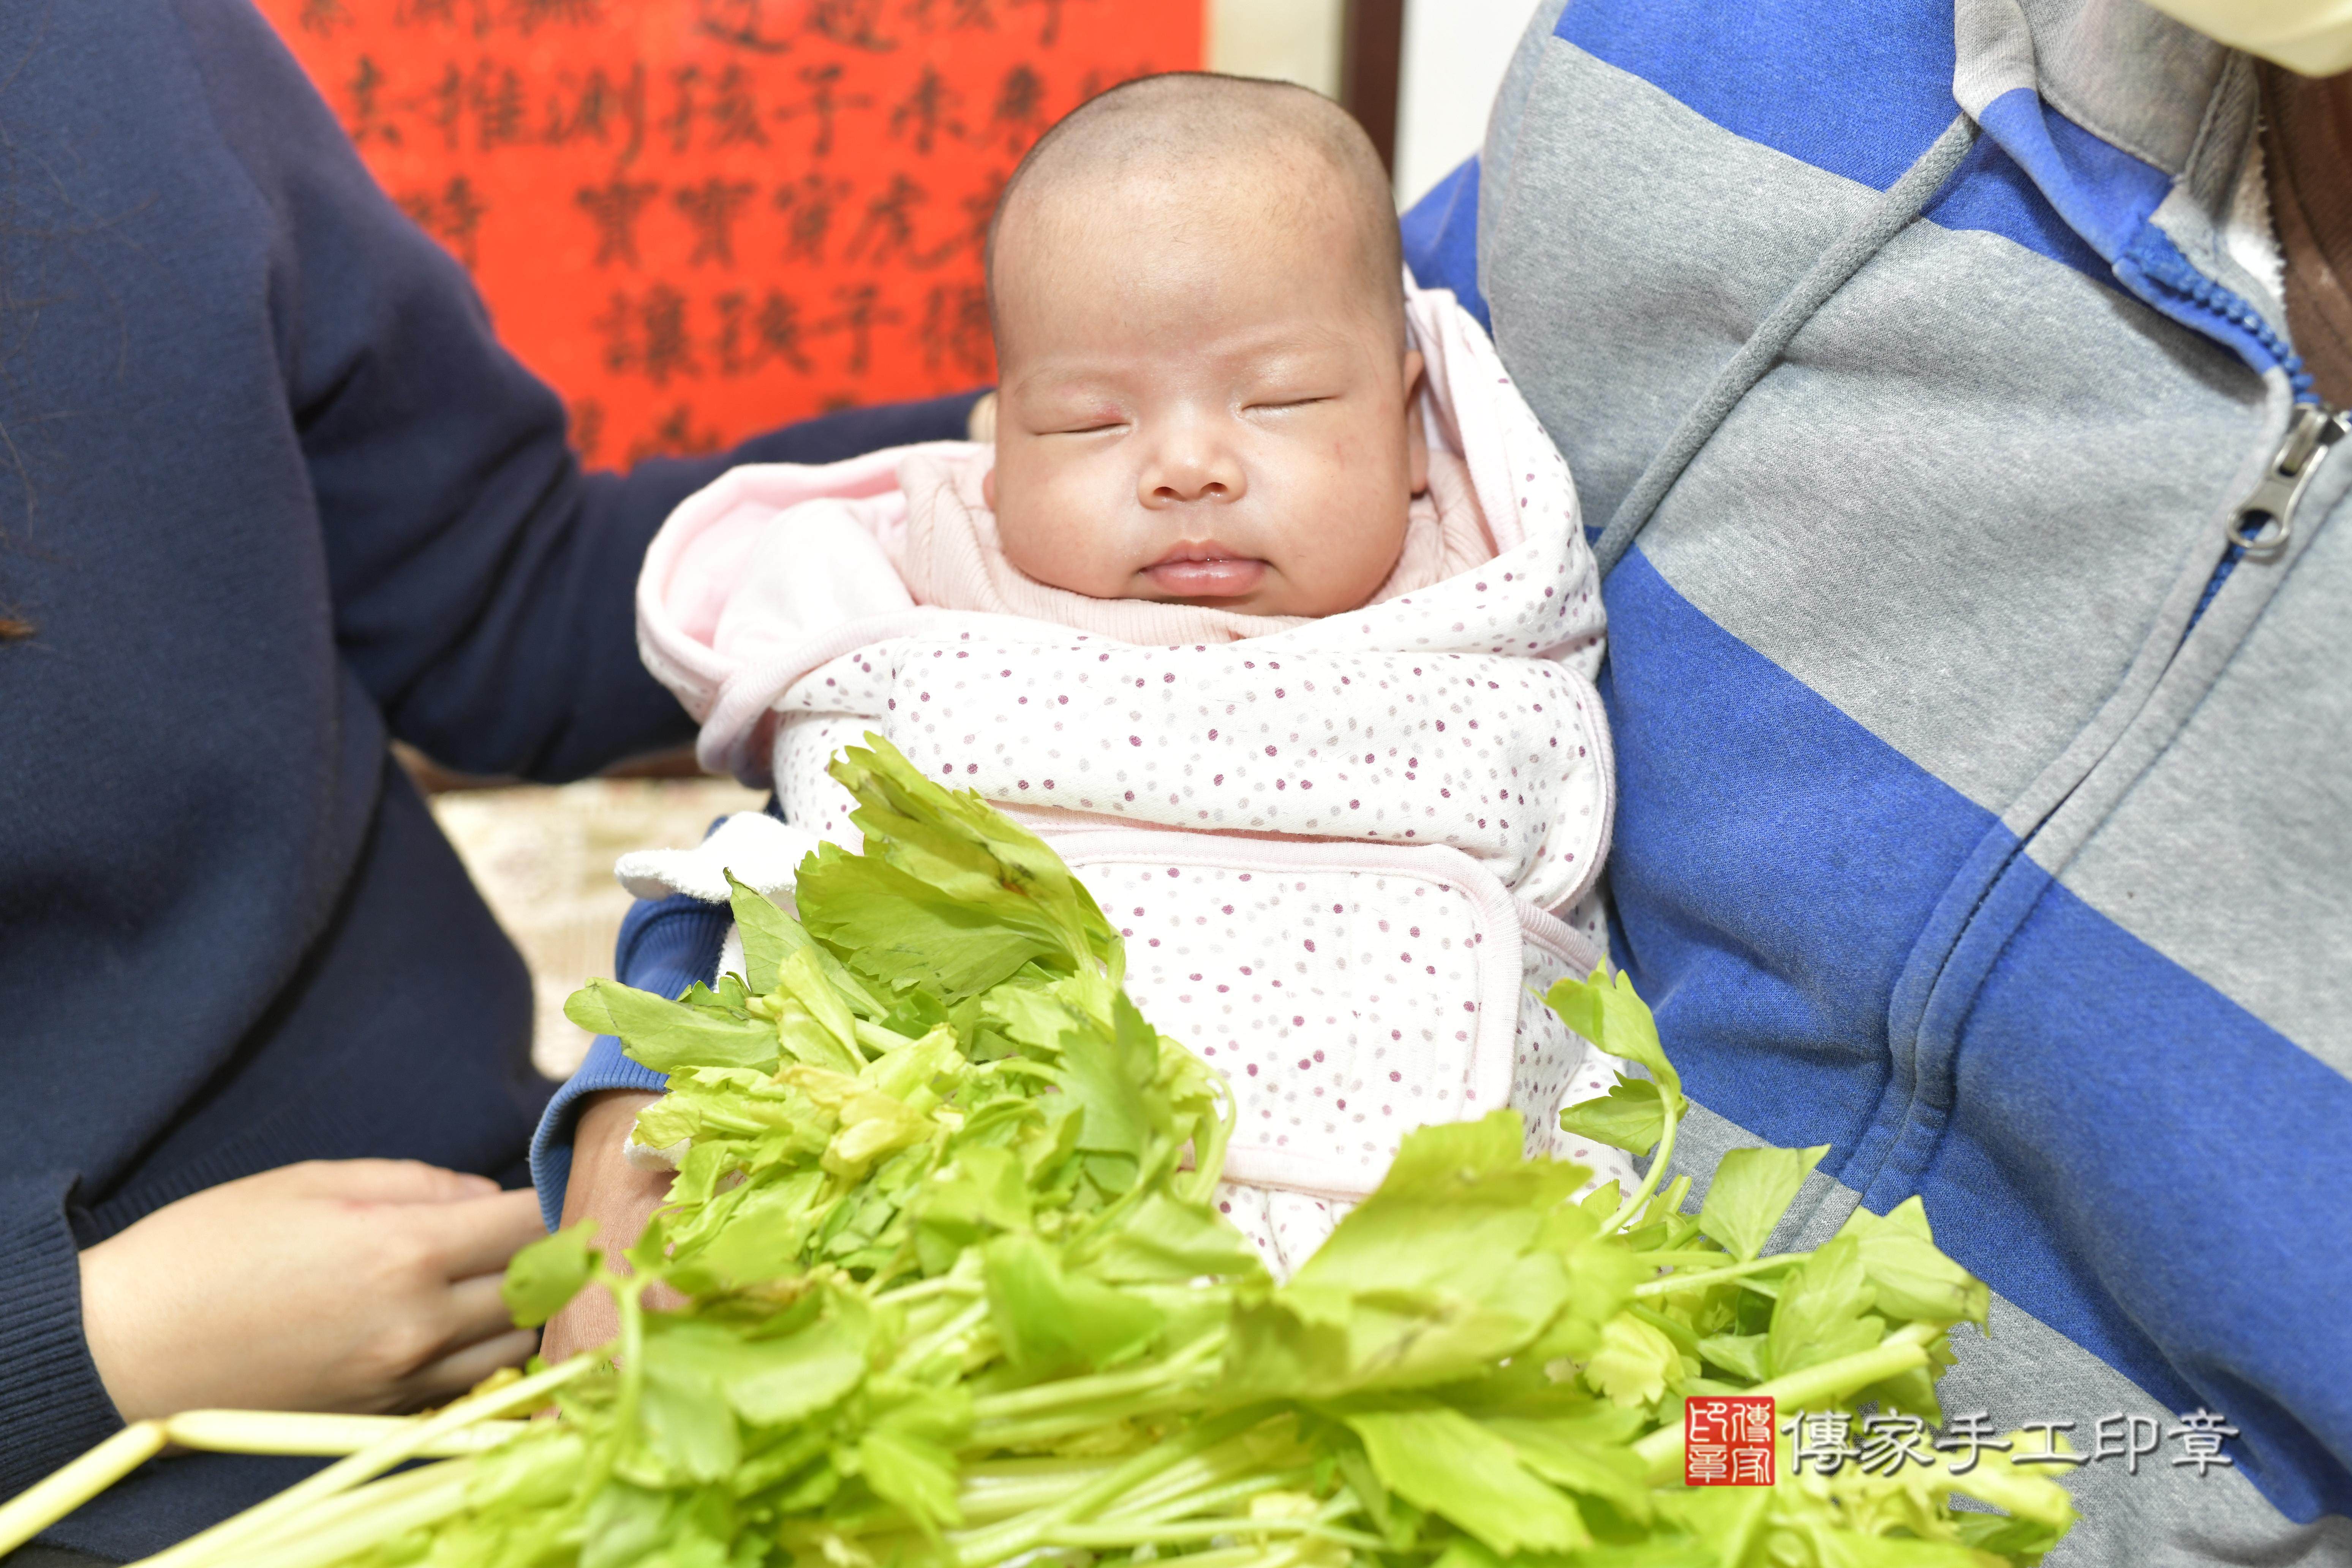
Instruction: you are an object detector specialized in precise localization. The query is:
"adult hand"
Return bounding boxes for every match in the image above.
[77,1160,545,1423]
[538,1089,680,1365]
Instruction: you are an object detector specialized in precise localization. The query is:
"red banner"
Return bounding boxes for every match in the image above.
[258,0,1201,466]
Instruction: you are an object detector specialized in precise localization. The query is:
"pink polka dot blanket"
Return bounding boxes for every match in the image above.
[624,277,1638,1273]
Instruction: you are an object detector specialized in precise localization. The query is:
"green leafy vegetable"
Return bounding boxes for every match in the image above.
[1556,1075,1675,1155]
[1699,1144,1829,1261]
[498,1222,599,1329]
[1348,1408,1589,1555]
[1547,967,1684,1106]
[19,737,2070,1568]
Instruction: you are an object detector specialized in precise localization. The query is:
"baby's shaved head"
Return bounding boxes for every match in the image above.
[986,73,1404,354]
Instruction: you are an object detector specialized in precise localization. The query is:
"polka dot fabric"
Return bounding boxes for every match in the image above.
[773,712,872,841]
[1060,842,1514,1190]
[1083,849,1637,1279]
[779,638,1611,914]
[1198,879,1634,1277]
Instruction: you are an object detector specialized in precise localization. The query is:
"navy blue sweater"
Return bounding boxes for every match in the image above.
[0,1,975,1553]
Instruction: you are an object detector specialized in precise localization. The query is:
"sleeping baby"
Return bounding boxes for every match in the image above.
[613,72,1635,1273]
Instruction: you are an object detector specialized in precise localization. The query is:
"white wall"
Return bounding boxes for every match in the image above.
[1393,0,1541,207]
[1207,0,1347,99]
[1202,0,1536,212]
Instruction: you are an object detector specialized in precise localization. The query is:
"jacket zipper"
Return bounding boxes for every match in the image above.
[2128,245,2348,618]
[2191,401,2348,626]
[2226,401,2349,556]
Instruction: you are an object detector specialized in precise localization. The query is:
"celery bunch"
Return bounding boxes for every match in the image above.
[3,739,2076,1568]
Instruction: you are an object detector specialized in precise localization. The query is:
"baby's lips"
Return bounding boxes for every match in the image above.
[1143,556,1267,597]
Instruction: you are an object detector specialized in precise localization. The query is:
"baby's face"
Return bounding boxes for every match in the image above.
[986,176,1426,618]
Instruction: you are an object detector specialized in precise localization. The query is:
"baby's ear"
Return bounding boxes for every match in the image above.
[1402,348,1429,495]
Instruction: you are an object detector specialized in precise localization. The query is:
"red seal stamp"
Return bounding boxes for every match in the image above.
[1685,1395,1777,1486]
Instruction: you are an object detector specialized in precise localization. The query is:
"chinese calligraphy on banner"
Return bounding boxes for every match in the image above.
[257,0,1202,467]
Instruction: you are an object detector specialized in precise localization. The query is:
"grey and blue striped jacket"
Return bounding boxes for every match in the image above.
[1401,2,2349,1563]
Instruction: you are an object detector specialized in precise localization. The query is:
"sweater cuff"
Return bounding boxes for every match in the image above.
[0,1178,126,1502]
[529,890,734,1229]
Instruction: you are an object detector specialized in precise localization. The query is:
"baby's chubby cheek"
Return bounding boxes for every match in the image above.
[983,461,1133,598]
[1259,441,1413,611]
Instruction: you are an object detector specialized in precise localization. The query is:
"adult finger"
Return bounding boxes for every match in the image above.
[434,1271,535,1355]
[397,1328,542,1411]
[421,1188,552,1281]
[275,1158,502,1204]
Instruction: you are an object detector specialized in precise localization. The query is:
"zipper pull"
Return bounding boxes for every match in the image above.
[2229,403,2348,556]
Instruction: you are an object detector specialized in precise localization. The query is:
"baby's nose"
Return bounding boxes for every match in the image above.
[1153,475,1233,503]
[1141,438,1246,507]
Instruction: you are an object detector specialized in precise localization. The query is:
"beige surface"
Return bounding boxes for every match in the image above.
[1207,0,1345,96]
[428,777,765,1079]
